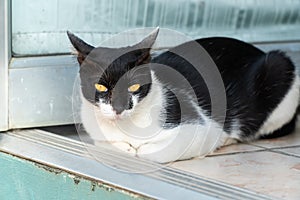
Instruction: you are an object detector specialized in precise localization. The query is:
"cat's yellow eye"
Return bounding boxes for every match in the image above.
[95,83,108,92]
[128,84,140,92]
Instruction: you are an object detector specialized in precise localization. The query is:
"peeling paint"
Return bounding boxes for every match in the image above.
[34,163,62,175]
[73,177,80,185]
[91,182,96,192]
[68,174,81,185]
[97,182,115,192]
[30,157,150,199]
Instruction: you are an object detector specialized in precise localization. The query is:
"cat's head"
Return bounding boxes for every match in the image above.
[67,28,159,120]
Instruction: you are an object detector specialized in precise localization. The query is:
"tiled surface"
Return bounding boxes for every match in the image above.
[276,147,300,157]
[249,132,300,149]
[248,124,300,149]
[171,131,300,200]
[208,143,263,156]
[172,151,300,199]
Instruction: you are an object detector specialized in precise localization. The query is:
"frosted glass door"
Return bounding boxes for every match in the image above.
[12,0,300,55]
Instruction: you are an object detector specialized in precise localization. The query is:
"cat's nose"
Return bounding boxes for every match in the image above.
[113,106,124,115]
[111,94,127,114]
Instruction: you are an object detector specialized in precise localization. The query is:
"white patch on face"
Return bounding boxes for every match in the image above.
[97,96,139,120]
[97,100,116,119]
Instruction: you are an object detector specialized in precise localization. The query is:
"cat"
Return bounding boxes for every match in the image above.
[67,28,299,163]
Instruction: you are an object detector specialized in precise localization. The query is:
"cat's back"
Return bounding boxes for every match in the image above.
[152,37,265,73]
[151,37,299,140]
[150,37,266,105]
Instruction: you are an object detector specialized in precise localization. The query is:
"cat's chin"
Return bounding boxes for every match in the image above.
[100,112,130,121]
[101,114,122,121]
[96,103,134,121]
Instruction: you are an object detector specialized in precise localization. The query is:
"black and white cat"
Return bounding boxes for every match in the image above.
[68,28,299,163]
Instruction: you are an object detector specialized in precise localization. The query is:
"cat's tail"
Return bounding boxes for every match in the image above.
[296,92,300,129]
[258,50,299,139]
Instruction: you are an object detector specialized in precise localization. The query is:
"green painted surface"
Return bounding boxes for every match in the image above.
[0,152,147,200]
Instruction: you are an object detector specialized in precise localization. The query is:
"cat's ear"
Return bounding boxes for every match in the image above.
[67,31,95,65]
[134,27,159,49]
[133,27,159,64]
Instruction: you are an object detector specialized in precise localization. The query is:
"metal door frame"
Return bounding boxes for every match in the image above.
[0,0,11,131]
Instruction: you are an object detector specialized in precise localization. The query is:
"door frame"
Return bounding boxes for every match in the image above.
[0,0,11,131]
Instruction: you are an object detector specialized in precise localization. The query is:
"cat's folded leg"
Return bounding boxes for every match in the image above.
[136,139,205,163]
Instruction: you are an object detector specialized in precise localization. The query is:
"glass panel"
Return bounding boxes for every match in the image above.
[12,0,300,56]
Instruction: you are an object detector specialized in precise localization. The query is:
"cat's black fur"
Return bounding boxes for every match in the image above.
[151,37,296,140]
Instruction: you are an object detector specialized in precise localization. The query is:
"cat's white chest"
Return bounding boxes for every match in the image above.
[81,95,229,163]
[80,98,127,142]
